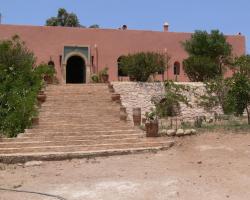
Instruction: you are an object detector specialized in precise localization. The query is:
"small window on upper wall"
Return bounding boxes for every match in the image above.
[48,60,55,67]
[117,56,128,77]
[173,62,180,75]
[91,56,94,66]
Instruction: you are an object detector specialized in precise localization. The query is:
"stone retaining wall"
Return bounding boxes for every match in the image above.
[112,82,222,122]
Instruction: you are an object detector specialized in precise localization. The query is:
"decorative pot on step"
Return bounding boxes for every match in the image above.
[44,75,53,84]
[120,106,127,121]
[111,93,120,102]
[133,107,141,126]
[129,76,136,82]
[37,92,46,104]
[142,118,146,124]
[108,84,115,93]
[101,74,109,83]
[31,117,39,126]
[145,120,159,137]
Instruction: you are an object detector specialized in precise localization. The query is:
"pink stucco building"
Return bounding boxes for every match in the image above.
[0,24,246,83]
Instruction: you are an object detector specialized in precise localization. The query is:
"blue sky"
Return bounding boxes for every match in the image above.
[0,0,249,52]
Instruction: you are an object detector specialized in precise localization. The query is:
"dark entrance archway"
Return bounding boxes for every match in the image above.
[66,56,86,83]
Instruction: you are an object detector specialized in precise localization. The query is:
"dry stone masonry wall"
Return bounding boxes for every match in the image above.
[112,82,222,122]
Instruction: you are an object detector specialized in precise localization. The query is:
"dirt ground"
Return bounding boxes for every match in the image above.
[1,131,250,200]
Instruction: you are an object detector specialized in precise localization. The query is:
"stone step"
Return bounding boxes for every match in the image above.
[1,133,143,143]
[0,140,172,154]
[46,84,108,89]
[0,137,148,148]
[28,127,134,133]
[37,119,121,123]
[0,141,174,164]
[45,91,111,94]
[45,85,108,90]
[31,122,130,128]
[37,120,122,124]
[24,129,139,135]
[37,113,120,118]
[39,108,120,113]
[41,102,118,106]
[37,111,120,115]
[45,96,112,99]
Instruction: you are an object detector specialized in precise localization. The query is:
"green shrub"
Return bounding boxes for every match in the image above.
[91,74,100,83]
[120,52,167,82]
[0,35,53,137]
[153,81,190,118]
[99,67,109,76]
[34,63,55,79]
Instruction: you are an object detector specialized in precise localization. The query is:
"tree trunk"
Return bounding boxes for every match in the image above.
[246,106,250,125]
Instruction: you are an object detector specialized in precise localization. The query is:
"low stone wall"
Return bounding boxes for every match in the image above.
[112,82,222,122]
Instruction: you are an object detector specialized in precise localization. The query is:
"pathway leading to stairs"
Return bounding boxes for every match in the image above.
[0,84,174,164]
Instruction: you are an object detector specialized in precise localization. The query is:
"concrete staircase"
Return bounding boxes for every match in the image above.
[0,84,174,164]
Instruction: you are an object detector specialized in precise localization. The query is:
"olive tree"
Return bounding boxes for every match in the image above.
[46,8,80,27]
[183,30,232,81]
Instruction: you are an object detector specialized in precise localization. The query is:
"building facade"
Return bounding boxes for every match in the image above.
[0,24,246,83]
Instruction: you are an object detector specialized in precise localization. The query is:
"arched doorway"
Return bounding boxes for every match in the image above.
[66,56,86,83]
[173,61,180,76]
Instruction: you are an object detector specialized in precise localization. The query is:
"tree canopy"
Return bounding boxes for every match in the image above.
[226,72,250,124]
[46,8,80,27]
[89,24,100,28]
[233,55,250,77]
[120,52,169,82]
[198,54,250,124]
[183,30,232,81]
[46,8,100,28]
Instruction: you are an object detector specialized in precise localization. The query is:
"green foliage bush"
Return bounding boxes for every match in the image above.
[91,74,100,83]
[198,72,250,124]
[0,36,54,137]
[152,81,190,118]
[198,77,234,114]
[99,67,109,76]
[226,73,250,124]
[120,52,167,82]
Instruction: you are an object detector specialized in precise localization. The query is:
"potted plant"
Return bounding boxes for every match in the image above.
[42,65,55,84]
[91,74,100,83]
[37,90,46,104]
[99,67,109,83]
[145,109,159,137]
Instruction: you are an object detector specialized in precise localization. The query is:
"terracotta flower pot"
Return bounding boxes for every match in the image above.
[111,93,120,102]
[108,84,115,93]
[37,93,46,104]
[120,106,127,121]
[101,74,109,83]
[133,108,141,126]
[31,117,39,126]
[44,75,53,84]
[129,76,136,82]
[145,120,159,137]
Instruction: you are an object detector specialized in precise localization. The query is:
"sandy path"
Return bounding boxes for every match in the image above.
[1,132,250,200]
